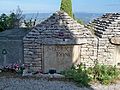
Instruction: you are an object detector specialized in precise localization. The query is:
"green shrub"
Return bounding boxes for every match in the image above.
[62,63,120,86]
[60,0,73,18]
[76,19,84,25]
[87,64,120,85]
[62,64,91,86]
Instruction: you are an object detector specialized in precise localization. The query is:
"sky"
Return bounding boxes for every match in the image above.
[0,0,120,14]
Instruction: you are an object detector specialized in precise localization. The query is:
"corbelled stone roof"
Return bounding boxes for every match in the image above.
[24,11,93,45]
[90,13,120,38]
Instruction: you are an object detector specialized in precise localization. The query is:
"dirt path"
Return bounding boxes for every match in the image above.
[0,77,120,90]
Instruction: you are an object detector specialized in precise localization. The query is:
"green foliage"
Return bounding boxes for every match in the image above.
[60,0,73,18]
[7,13,16,29]
[73,14,84,25]
[93,65,119,85]
[76,19,84,25]
[62,64,120,86]
[0,13,9,31]
[24,13,40,29]
[14,6,24,28]
[0,13,16,31]
[62,64,91,86]
[87,64,120,85]
[0,6,24,32]
[24,19,36,29]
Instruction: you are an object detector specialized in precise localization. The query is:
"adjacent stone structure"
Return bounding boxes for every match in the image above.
[90,13,120,67]
[23,11,94,73]
[23,12,120,73]
[1,11,120,73]
[0,29,29,66]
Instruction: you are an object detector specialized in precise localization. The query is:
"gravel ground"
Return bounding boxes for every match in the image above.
[0,77,120,90]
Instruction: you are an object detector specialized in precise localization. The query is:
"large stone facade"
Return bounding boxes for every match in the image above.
[23,12,120,73]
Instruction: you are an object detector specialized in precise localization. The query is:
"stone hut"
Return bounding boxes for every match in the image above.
[1,11,120,73]
[0,29,29,66]
[23,11,94,73]
[90,13,120,67]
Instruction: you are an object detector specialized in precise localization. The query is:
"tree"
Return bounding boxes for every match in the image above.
[15,6,24,28]
[73,14,84,25]
[7,13,16,29]
[24,13,39,29]
[7,6,24,29]
[76,19,84,25]
[0,13,9,31]
[60,0,73,18]
[60,0,84,25]
[24,19,36,29]
[0,6,24,32]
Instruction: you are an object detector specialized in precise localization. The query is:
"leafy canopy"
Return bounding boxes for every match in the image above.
[60,0,73,18]
[0,6,24,32]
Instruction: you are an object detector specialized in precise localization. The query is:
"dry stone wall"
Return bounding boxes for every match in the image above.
[97,38,115,65]
[87,13,120,67]
[23,30,43,71]
[80,37,97,67]
[80,37,117,67]
[23,12,120,73]
[23,32,118,72]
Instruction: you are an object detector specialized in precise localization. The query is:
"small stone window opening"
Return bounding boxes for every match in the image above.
[63,38,65,41]
[117,63,120,66]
